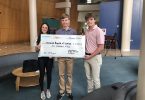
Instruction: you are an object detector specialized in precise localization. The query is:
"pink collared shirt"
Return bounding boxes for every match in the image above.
[85,25,105,54]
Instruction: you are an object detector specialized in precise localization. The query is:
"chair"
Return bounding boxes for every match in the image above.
[81,80,137,100]
[104,33,122,59]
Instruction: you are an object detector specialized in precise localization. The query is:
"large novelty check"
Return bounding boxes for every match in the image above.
[39,34,85,58]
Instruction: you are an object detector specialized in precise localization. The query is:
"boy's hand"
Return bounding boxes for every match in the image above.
[84,55,91,60]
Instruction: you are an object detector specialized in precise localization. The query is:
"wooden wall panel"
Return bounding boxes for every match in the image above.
[37,0,65,30]
[70,0,78,30]
[0,0,78,44]
[0,0,29,43]
[0,4,2,40]
[1,8,10,29]
[0,29,10,43]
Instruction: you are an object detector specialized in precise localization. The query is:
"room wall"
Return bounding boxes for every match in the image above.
[0,0,78,44]
[130,0,143,49]
[0,0,29,43]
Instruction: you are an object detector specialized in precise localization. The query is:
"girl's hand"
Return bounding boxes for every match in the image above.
[35,44,41,52]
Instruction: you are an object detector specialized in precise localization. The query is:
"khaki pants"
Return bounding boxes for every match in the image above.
[58,57,73,93]
[84,54,102,93]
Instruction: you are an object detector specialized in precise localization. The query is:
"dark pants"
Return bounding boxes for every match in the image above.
[38,57,53,91]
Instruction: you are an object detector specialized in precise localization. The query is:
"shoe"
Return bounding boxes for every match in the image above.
[40,91,46,100]
[56,92,65,100]
[46,89,51,98]
[88,89,93,93]
[66,93,73,100]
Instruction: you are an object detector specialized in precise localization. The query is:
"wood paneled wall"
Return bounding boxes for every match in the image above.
[0,0,29,43]
[70,0,78,30]
[0,0,78,44]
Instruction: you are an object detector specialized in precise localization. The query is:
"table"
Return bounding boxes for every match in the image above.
[12,67,39,91]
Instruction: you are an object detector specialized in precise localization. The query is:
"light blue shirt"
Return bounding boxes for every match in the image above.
[56,28,77,35]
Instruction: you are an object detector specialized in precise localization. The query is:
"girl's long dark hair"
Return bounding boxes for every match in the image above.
[39,23,50,34]
[37,23,50,45]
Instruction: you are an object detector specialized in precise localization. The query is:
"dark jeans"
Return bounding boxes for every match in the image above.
[38,57,53,91]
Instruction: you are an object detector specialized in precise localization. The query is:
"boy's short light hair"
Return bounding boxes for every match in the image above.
[85,13,96,21]
[60,13,70,20]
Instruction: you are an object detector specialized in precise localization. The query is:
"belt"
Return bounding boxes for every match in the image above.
[85,52,91,55]
[85,52,101,55]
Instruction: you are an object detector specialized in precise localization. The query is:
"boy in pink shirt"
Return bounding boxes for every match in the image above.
[84,13,105,93]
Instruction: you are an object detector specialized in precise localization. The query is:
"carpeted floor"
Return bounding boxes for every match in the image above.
[0,56,139,100]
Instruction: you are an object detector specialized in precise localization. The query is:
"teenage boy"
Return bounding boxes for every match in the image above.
[56,13,77,100]
[84,13,105,93]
